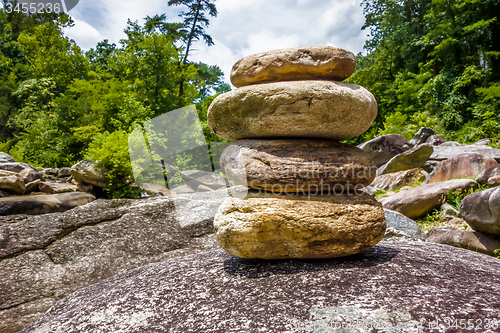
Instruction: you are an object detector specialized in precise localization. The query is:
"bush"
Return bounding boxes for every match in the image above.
[85,130,141,199]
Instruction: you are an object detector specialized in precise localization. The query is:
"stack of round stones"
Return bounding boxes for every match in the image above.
[208,46,386,259]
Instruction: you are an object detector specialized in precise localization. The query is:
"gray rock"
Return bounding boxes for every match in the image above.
[0,188,238,332]
[461,186,500,236]
[422,160,439,174]
[25,180,41,193]
[42,168,59,176]
[424,135,445,146]
[473,138,493,146]
[70,159,109,188]
[38,182,78,194]
[383,209,425,240]
[381,179,477,219]
[370,168,425,191]
[376,144,433,175]
[440,141,462,146]
[409,127,434,146]
[181,169,230,189]
[0,192,95,216]
[428,153,498,183]
[0,175,26,195]
[358,134,410,166]
[476,164,500,187]
[440,203,460,221]
[426,226,500,256]
[430,145,500,162]
[19,168,43,184]
[0,152,15,163]
[20,242,500,333]
[0,162,36,173]
[57,167,72,178]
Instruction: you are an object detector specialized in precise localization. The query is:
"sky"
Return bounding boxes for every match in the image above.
[64,0,370,85]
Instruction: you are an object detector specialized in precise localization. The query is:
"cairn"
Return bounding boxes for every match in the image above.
[208,46,386,259]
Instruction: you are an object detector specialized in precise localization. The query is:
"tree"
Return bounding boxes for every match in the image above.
[168,0,217,96]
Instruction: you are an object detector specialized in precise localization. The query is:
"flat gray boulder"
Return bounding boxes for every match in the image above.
[426,226,500,256]
[409,127,434,146]
[20,242,500,333]
[430,145,500,162]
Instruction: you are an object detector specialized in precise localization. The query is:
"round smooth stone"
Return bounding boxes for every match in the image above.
[220,139,376,192]
[214,192,386,259]
[230,46,356,87]
[207,80,377,141]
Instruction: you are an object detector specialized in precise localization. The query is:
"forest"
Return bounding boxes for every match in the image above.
[0,0,499,198]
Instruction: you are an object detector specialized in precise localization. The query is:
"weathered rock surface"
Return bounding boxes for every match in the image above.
[214,192,386,259]
[441,141,461,146]
[141,182,172,196]
[230,46,356,87]
[207,81,377,141]
[473,138,493,146]
[70,159,109,188]
[0,175,26,195]
[428,153,498,183]
[377,144,433,175]
[430,145,500,162]
[381,179,477,219]
[0,188,238,332]
[383,209,425,240]
[21,242,500,333]
[0,192,95,216]
[181,170,231,189]
[426,226,500,256]
[409,127,434,146]
[221,139,376,192]
[0,162,36,173]
[25,180,41,193]
[461,186,500,236]
[57,167,72,178]
[370,168,425,191]
[357,134,410,166]
[476,164,500,187]
[440,203,461,221]
[38,182,78,194]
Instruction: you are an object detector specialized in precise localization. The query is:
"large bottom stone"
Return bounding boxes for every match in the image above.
[214,192,386,259]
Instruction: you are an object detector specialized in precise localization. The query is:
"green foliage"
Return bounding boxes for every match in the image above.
[85,130,141,199]
[495,249,500,259]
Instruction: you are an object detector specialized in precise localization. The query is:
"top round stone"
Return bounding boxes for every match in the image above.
[230,46,356,87]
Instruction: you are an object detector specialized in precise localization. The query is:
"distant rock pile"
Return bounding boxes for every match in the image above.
[0,154,107,215]
[207,46,386,259]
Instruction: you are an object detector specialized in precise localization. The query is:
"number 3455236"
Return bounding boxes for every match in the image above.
[4,2,63,14]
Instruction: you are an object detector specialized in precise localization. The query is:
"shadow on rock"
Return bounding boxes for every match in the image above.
[224,245,399,278]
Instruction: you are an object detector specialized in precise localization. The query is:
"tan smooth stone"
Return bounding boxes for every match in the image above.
[220,139,376,192]
[214,192,386,259]
[230,46,356,87]
[207,81,377,141]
